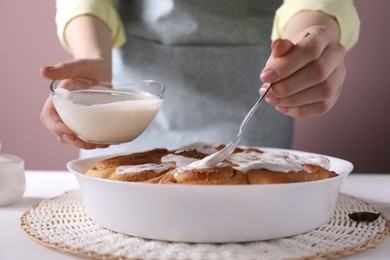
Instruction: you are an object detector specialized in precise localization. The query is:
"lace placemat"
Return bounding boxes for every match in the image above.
[20,190,390,260]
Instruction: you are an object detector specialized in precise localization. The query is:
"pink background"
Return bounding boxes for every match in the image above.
[0,1,389,172]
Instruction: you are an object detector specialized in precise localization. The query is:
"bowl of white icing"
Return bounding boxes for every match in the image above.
[50,79,165,144]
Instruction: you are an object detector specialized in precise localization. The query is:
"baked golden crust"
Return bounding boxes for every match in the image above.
[85,148,170,179]
[108,165,174,182]
[247,165,337,184]
[96,148,169,169]
[159,165,248,185]
[247,169,312,184]
[214,144,263,154]
[173,149,208,160]
[85,167,116,179]
[302,164,338,180]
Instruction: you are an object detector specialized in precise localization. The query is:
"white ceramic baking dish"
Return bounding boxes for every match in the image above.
[67,148,353,243]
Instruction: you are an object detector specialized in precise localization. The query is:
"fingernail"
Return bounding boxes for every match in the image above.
[271,38,283,49]
[260,69,277,83]
[63,134,75,143]
[42,66,55,70]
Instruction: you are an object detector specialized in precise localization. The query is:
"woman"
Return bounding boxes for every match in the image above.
[40,0,360,158]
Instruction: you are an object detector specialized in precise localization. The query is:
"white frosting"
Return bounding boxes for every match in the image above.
[115,145,331,178]
[115,163,174,174]
[161,154,199,167]
[303,155,331,169]
[227,150,330,174]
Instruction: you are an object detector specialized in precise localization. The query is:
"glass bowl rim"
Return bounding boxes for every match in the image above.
[49,79,166,98]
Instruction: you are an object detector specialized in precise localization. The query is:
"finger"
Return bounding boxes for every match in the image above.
[261,39,294,82]
[71,137,109,150]
[40,96,75,138]
[59,133,109,149]
[267,65,345,108]
[40,96,109,149]
[271,39,294,58]
[57,131,105,149]
[273,66,345,118]
[40,60,92,80]
[57,128,109,149]
[270,41,345,98]
[275,101,333,119]
[263,27,330,83]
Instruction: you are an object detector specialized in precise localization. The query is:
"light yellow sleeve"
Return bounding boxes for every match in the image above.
[271,0,360,50]
[55,0,126,50]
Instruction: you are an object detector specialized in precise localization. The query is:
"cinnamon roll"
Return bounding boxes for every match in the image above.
[85,148,169,179]
[159,164,248,185]
[108,163,175,183]
[246,165,337,184]
[246,169,311,184]
[230,149,337,184]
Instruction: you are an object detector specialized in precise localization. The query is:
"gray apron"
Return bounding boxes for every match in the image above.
[80,0,292,158]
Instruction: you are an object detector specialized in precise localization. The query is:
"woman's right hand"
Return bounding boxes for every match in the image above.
[40,58,112,149]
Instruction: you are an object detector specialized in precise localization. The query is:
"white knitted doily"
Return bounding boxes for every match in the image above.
[21,190,389,260]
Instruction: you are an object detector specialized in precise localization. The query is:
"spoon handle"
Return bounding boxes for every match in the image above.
[188,84,272,168]
[237,84,272,137]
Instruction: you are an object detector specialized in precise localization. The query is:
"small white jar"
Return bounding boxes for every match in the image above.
[0,154,25,206]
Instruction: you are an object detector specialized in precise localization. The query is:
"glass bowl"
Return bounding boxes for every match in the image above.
[50,79,165,144]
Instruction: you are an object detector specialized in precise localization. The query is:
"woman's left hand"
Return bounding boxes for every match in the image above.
[260,25,346,119]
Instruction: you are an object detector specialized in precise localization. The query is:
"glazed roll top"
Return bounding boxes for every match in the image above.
[109,163,175,183]
[85,143,338,185]
[86,148,170,180]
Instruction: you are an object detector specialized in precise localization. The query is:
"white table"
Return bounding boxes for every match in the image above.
[1,171,389,260]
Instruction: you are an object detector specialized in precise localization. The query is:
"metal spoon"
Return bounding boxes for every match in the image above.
[188,84,273,168]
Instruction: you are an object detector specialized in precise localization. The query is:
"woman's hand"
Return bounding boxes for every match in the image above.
[40,14,113,149]
[40,58,111,149]
[260,23,346,119]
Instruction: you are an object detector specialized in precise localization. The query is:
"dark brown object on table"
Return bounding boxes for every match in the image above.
[348,212,381,222]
